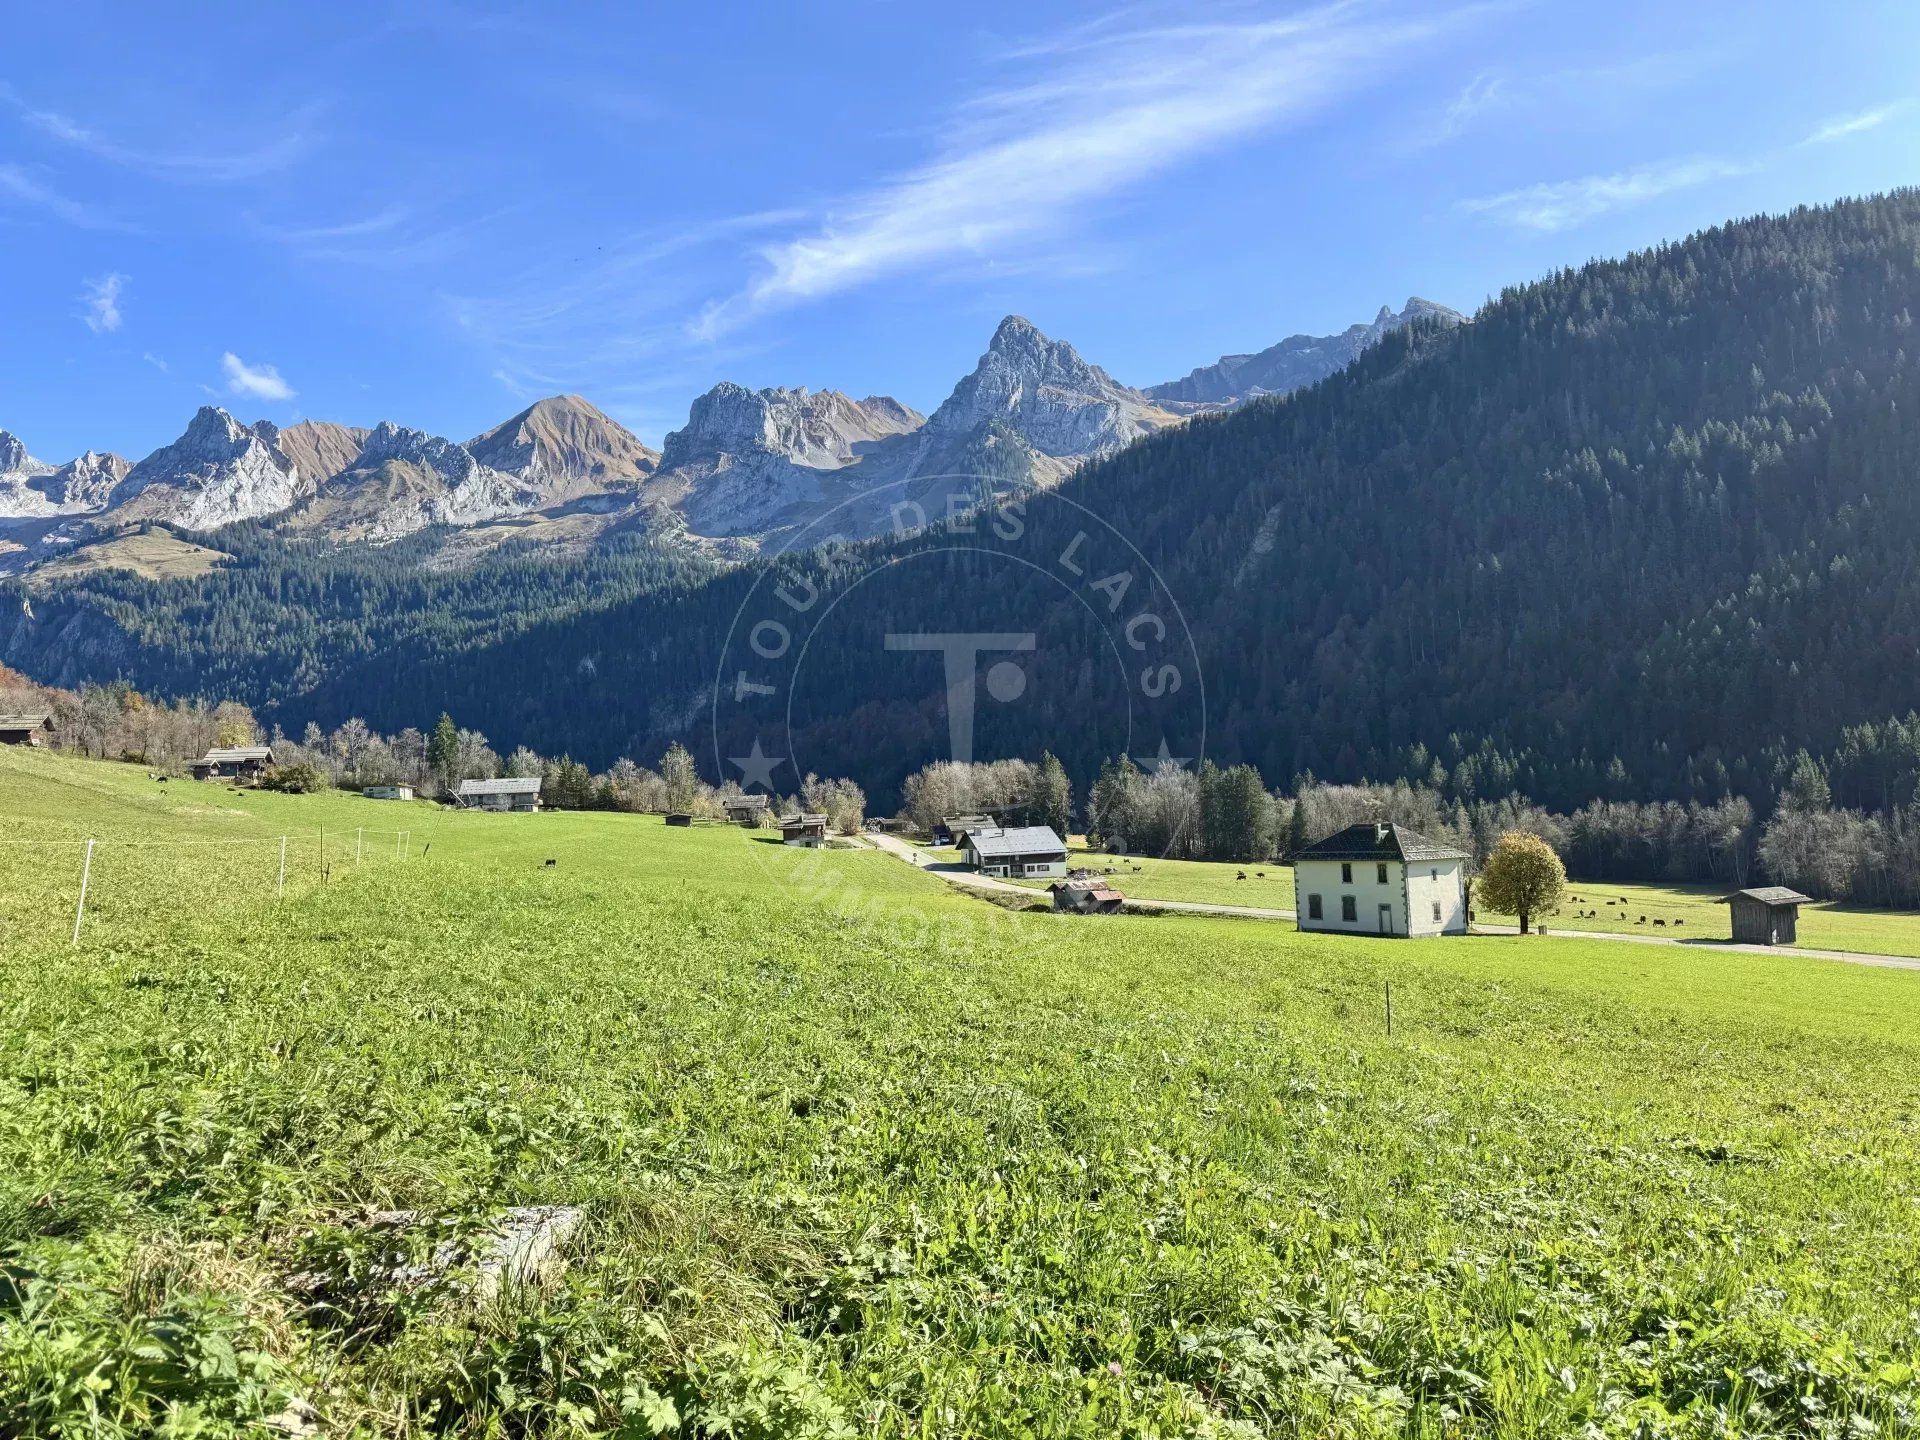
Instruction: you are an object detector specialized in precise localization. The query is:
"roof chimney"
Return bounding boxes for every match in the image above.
[1375,821,1389,843]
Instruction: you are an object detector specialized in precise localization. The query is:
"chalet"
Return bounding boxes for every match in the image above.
[0,712,53,746]
[1293,821,1468,938]
[1050,876,1124,913]
[455,777,542,812]
[1722,886,1811,945]
[189,745,275,784]
[724,794,771,825]
[965,824,1068,879]
[933,813,996,845]
[779,813,829,847]
[363,784,414,801]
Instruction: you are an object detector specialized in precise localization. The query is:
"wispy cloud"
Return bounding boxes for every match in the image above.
[250,203,505,268]
[143,352,169,373]
[1801,100,1912,146]
[222,352,296,402]
[0,162,123,229]
[1461,156,1756,232]
[696,3,1474,336]
[0,85,322,183]
[80,272,127,332]
[1461,89,1912,235]
[1416,49,1717,151]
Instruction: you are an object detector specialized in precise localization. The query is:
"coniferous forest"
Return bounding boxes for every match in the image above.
[8,191,1920,818]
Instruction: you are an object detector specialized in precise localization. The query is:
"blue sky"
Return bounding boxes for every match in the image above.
[4,0,1917,461]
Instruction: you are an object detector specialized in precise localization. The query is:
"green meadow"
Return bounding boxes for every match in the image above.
[922,840,1299,910]
[4,747,1920,1437]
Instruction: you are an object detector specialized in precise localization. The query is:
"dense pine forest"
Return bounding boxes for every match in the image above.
[8,191,1920,819]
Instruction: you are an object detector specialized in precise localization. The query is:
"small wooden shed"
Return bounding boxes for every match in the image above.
[1721,886,1811,945]
[779,813,829,847]
[724,794,770,826]
[0,712,53,746]
[665,812,694,827]
[1050,877,1124,913]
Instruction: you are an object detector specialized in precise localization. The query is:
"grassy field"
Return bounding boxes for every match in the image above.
[920,839,1298,909]
[5,747,1920,1437]
[1476,875,1920,958]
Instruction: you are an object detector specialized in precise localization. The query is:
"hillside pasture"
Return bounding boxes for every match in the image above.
[3,748,1920,1437]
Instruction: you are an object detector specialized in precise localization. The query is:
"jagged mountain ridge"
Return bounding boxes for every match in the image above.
[0,302,1447,572]
[1147,297,1466,412]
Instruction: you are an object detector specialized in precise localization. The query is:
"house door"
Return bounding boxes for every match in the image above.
[1378,903,1393,935]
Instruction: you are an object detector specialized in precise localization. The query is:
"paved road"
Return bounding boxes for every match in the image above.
[864,830,1301,919]
[867,830,1920,971]
[1470,921,1920,971]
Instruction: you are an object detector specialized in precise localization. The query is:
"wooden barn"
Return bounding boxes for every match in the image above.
[1050,876,1124,913]
[0,712,53,746]
[933,813,996,845]
[1722,886,1811,945]
[665,812,694,827]
[189,745,275,784]
[724,794,770,825]
[455,777,542,812]
[779,813,829,847]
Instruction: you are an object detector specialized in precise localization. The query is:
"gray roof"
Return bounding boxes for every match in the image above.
[1722,886,1811,907]
[1295,821,1467,863]
[969,825,1067,859]
[458,777,542,795]
[780,812,828,826]
[0,712,52,729]
[197,746,274,764]
[725,794,770,809]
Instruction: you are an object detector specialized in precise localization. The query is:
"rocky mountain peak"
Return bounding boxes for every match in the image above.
[661,383,923,472]
[465,394,660,496]
[110,406,303,529]
[0,431,50,476]
[927,315,1174,459]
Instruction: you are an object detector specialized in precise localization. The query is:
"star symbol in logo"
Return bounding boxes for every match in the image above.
[729,738,786,792]
[1133,737,1191,777]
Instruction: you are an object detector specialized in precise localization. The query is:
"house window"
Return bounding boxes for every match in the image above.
[1341,896,1357,922]
[1432,901,1442,922]
[1308,894,1323,920]
[1376,863,1388,884]
[1340,862,1352,884]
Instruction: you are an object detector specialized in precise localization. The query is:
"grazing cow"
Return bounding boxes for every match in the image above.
[1653,918,1666,927]
[1637,915,1647,924]
[1237,871,1247,881]
[1674,919,1684,927]
[544,859,557,868]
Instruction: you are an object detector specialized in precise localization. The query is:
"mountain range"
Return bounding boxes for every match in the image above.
[0,302,1453,577]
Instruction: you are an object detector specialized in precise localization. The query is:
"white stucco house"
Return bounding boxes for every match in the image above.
[1292,822,1468,938]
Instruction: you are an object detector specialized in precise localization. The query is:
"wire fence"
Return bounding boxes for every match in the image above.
[0,826,420,951]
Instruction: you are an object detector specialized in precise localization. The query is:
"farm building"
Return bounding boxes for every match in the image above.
[779,813,829,847]
[724,795,770,825]
[665,812,694,827]
[0,712,53,746]
[363,784,414,801]
[1050,876,1124,913]
[456,777,542,812]
[933,813,997,845]
[1293,822,1468,938]
[1722,886,1811,945]
[965,825,1068,879]
[189,745,275,784]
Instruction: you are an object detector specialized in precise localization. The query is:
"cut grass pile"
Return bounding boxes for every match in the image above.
[4,747,1920,1437]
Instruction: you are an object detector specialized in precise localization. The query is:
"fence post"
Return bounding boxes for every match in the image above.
[356,827,363,864]
[278,835,288,897]
[71,838,95,945]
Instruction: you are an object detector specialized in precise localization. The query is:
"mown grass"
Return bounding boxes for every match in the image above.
[1477,875,1920,958]
[4,748,1920,1437]
[920,839,1299,909]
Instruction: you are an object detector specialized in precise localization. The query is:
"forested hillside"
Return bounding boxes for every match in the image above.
[9,191,1920,811]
